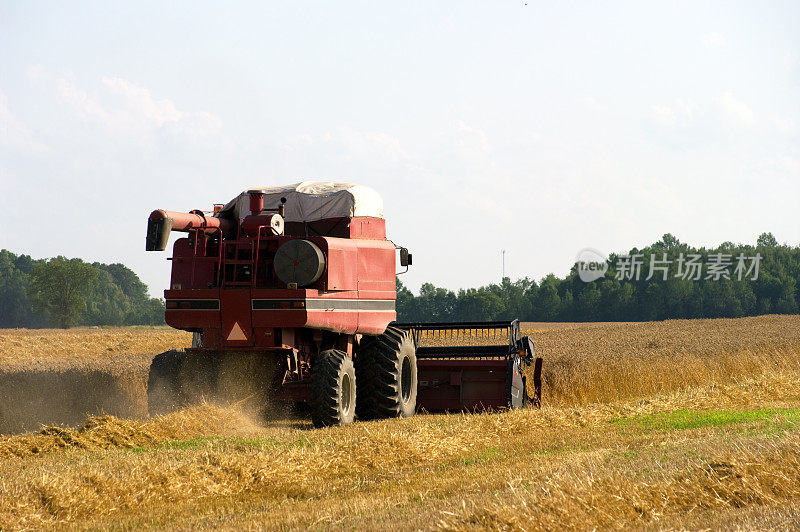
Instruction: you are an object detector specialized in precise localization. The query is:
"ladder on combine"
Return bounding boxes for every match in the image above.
[220,240,255,286]
[394,320,543,411]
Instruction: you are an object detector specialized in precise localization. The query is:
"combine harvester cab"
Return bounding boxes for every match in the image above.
[145,182,543,427]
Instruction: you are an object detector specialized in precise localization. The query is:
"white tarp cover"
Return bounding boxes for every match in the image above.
[218,182,384,222]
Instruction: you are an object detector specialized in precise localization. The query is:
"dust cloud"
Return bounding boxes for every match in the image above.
[0,351,305,435]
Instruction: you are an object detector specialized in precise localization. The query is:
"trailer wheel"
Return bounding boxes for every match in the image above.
[355,327,417,420]
[147,349,185,416]
[311,349,356,427]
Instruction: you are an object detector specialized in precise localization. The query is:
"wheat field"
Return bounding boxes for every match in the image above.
[0,315,799,530]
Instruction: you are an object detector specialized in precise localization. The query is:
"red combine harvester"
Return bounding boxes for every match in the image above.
[145,182,542,426]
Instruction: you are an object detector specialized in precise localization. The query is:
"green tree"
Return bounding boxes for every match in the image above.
[135,298,167,325]
[353,233,800,323]
[28,258,98,328]
[533,276,561,321]
[0,250,46,327]
[654,233,680,251]
[395,277,416,321]
[486,277,533,320]
[576,282,601,321]
[559,288,575,321]
[417,283,457,321]
[456,288,505,320]
[662,277,694,318]
[102,263,149,301]
[83,269,130,325]
[757,232,778,247]
[775,276,798,314]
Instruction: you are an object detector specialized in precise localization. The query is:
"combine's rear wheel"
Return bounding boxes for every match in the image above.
[311,349,356,427]
[147,349,185,416]
[355,326,417,420]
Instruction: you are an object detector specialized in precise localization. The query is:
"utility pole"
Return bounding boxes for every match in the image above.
[501,249,506,281]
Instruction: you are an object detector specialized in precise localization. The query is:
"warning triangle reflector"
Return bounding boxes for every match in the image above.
[227,322,247,341]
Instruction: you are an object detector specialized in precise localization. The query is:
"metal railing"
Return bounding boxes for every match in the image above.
[392,320,521,359]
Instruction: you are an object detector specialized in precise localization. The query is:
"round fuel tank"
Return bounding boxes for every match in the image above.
[274,239,326,287]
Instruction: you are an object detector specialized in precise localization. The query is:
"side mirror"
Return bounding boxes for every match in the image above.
[400,248,412,267]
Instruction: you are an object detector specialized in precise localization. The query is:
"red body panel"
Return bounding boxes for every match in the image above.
[416,359,509,411]
[163,216,396,348]
[164,288,220,329]
[220,289,254,347]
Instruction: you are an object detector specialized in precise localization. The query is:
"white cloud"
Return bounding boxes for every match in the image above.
[55,76,113,125]
[578,94,609,112]
[650,104,679,127]
[102,76,183,127]
[25,64,49,84]
[702,32,727,47]
[648,99,698,127]
[29,70,227,152]
[755,156,800,183]
[645,93,763,148]
[286,126,408,166]
[771,115,796,134]
[715,91,756,128]
[0,89,51,156]
[456,121,490,152]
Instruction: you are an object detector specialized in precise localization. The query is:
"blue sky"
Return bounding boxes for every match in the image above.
[1,1,798,296]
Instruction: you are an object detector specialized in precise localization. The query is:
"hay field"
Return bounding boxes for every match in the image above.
[530,315,800,405]
[0,326,190,366]
[1,315,800,530]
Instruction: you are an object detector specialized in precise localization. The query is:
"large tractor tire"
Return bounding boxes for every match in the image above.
[311,349,356,427]
[147,349,186,416]
[355,326,417,420]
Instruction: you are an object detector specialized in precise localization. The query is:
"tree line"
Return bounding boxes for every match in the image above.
[2,232,797,328]
[396,233,800,322]
[0,249,164,328]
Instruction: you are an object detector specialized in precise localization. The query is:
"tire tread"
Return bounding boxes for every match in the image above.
[356,327,416,420]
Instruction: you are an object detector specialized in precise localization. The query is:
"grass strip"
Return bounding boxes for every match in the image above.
[614,407,800,431]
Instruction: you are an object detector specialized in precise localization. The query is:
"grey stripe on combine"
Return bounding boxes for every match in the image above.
[252,299,395,311]
[166,299,220,310]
